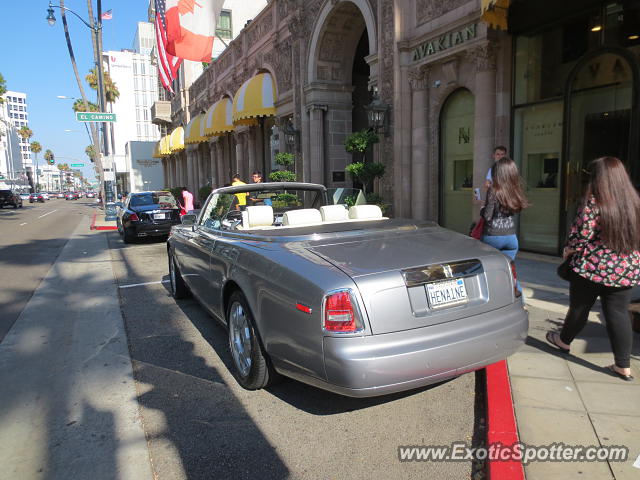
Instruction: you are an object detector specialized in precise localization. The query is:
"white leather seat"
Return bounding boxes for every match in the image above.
[282,208,322,226]
[348,204,383,220]
[320,205,349,222]
[243,205,274,228]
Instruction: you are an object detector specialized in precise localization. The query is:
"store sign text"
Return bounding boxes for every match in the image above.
[413,24,477,62]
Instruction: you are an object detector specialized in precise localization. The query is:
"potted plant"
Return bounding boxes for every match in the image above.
[344,129,385,195]
[269,152,297,183]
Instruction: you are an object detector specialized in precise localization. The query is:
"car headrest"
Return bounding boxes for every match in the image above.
[282,208,322,226]
[320,205,349,222]
[348,204,383,220]
[244,205,274,228]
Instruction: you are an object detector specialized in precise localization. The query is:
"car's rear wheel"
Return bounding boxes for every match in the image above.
[122,227,134,243]
[227,291,278,390]
[168,250,190,299]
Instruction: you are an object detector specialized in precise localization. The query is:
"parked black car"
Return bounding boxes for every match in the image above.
[0,189,23,209]
[116,191,182,243]
[28,193,45,203]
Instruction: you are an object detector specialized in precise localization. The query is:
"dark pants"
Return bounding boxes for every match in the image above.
[560,270,633,368]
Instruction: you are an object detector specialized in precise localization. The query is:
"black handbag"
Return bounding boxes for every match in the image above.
[557,256,573,281]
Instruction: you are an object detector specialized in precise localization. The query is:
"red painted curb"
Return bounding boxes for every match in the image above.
[485,360,525,480]
[90,212,118,231]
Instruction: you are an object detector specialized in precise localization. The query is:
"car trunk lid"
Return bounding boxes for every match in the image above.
[307,228,516,335]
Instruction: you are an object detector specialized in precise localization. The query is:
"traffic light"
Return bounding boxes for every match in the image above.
[47,153,55,165]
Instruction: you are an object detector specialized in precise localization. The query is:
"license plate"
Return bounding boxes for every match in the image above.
[426,278,468,309]
[153,213,166,220]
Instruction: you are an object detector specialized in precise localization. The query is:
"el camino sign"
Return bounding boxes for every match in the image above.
[413,24,477,62]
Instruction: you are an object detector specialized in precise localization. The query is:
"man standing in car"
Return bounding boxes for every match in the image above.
[248,171,264,205]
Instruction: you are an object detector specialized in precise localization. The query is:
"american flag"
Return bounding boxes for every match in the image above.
[154,0,181,94]
[100,9,112,20]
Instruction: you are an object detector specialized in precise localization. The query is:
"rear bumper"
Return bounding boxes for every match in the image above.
[128,222,175,237]
[317,302,527,397]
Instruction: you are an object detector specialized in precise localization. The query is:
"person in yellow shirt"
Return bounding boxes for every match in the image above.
[231,173,248,210]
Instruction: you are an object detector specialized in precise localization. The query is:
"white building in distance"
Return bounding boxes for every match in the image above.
[104,22,160,192]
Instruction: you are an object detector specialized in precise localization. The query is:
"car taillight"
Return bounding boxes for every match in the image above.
[510,261,521,298]
[323,289,363,333]
[129,213,140,221]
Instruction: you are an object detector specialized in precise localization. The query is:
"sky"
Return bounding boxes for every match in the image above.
[0,0,150,182]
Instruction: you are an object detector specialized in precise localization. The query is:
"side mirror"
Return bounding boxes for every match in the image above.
[181,214,197,226]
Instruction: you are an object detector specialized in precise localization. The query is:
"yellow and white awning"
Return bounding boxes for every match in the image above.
[169,126,185,152]
[159,135,171,156]
[152,140,161,158]
[204,97,234,135]
[232,72,277,126]
[185,114,207,144]
[481,0,510,31]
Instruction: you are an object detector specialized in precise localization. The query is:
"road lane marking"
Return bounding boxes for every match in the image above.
[38,209,58,219]
[20,222,27,226]
[118,280,170,289]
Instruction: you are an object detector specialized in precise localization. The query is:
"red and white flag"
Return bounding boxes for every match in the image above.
[154,0,182,93]
[165,0,224,62]
[100,9,112,20]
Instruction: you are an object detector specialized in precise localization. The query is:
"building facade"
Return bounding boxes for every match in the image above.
[3,91,33,179]
[157,0,640,254]
[105,22,161,193]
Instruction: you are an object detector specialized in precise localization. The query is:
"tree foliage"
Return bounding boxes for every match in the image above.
[344,129,379,155]
[268,152,297,182]
[0,72,6,104]
[86,68,120,103]
[18,125,33,141]
[30,141,42,154]
[44,149,55,165]
[73,99,99,112]
[85,144,97,162]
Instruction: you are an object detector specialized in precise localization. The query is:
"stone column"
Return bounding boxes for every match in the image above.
[247,128,256,177]
[209,140,218,187]
[217,140,226,186]
[469,43,497,216]
[409,65,430,220]
[234,131,245,180]
[307,104,327,185]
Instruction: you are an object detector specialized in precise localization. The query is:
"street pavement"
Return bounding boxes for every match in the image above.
[1,206,639,479]
[0,198,92,342]
[514,253,640,480]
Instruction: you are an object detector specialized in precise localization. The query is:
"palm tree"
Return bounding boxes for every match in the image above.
[18,125,33,142]
[85,144,97,162]
[0,72,6,104]
[30,141,43,190]
[72,99,99,112]
[86,68,120,103]
[44,149,54,164]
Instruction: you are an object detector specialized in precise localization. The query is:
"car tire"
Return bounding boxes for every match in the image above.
[227,290,279,390]
[123,228,134,243]
[168,251,190,299]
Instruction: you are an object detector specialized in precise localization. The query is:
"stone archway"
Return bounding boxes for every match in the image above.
[304,0,377,187]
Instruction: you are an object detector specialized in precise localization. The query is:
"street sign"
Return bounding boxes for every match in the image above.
[71,163,85,167]
[75,112,117,122]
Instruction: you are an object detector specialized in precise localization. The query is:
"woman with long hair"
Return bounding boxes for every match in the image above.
[546,157,640,381]
[481,157,529,260]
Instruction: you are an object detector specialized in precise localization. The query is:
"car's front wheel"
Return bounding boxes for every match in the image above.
[168,250,190,299]
[227,291,278,390]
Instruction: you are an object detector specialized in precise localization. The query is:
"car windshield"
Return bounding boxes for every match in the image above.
[130,192,178,208]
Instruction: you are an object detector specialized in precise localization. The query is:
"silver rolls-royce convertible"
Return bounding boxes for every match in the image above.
[167,182,528,397]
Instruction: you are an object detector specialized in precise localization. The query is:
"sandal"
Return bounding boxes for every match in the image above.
[606,365,634,382]
[546,331,570,353]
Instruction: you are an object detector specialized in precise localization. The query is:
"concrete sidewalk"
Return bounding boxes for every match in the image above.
[0,218,152,480]
[512,253,640,480]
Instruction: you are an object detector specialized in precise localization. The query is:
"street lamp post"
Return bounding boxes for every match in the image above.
[47,2,111,201]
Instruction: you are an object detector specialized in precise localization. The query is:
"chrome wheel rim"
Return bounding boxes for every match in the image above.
[229,301,252,377]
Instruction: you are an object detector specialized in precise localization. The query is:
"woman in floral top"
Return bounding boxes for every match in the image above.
[546,157,640,381]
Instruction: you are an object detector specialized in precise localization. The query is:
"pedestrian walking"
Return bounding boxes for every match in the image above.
[473,146,508,205]
[480,157,529,261]
[181,186,194,213]
[546,157,640,381]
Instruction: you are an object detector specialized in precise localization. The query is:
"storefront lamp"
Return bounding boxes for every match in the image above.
[365,91,389,135]
[282,122,299,148]
[46,5,56,26]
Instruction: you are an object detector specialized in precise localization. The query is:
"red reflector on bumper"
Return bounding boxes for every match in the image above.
[296,303,312,314]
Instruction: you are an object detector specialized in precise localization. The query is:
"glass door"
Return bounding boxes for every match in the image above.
[440,89,474,234]
[514,101,563,254]
[564,51,635,239]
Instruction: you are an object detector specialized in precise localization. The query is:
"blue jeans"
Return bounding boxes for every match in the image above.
[481,234,519,260]
[482,234,521,292]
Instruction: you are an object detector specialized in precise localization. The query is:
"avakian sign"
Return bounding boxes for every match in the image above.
[413,24,478,62]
